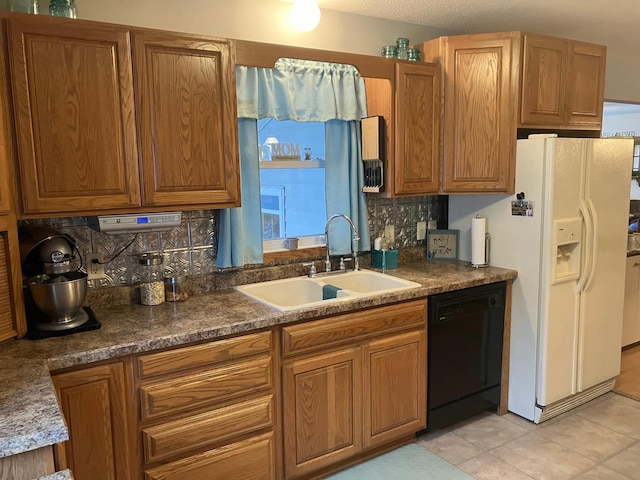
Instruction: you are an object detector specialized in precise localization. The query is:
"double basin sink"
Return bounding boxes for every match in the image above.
[236,269,421,311]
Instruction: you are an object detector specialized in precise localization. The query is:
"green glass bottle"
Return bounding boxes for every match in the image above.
[49,0,76,18]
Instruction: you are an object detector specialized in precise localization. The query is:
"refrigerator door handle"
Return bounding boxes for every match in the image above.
[576,200,594,294]
[584,198,599,292]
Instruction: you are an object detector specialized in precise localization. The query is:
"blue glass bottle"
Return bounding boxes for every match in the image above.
[49,0,76,18]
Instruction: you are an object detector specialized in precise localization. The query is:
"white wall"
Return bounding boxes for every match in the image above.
[75,0,453,56]
[76,0,639,103]
[605,50,640,103]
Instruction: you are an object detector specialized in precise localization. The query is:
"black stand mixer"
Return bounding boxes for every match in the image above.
[19,226,100,338]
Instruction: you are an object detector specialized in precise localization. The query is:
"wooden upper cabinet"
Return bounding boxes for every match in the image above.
[565,41,606,127]
[133,31,240,208]
[520,34,567,125]
[520,33,605,129]
[394,62,440,195]
[422,33,519,193]
[364,61,440,198]
[7,17,141,215]
[422,30,606,194]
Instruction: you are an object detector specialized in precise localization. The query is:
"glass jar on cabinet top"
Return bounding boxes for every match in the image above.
[49,0,76,17]
[396,37,410,60]
[381,45,398,58]
[138,253,165,306]
[6,0,39,13]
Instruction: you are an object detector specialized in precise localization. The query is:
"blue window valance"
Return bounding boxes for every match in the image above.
[236,58,368,122]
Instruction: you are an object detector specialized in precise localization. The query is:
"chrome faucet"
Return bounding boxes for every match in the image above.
[324,214,360,272]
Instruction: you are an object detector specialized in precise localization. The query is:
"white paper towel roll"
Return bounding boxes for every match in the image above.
[471,217,486,266]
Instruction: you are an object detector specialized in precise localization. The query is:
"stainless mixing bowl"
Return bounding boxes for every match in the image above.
[27,271,88,323]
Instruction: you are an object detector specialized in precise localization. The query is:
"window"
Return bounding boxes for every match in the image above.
[258,118,327,251]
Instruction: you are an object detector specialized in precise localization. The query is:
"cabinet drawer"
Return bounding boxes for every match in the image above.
[144,432,276,480]
[142,394,274,464]
[137,331,272,379]
[140,355,272,421]
[282,299,426,357]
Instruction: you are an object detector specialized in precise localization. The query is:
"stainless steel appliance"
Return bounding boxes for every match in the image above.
[19,226,100,338]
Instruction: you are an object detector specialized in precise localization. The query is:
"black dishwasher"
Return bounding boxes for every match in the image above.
[427,282,506,430]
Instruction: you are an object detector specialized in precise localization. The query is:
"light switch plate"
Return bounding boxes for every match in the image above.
[417,221,426,240]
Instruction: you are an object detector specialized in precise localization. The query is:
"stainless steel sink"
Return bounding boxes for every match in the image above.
[235,269,421,311]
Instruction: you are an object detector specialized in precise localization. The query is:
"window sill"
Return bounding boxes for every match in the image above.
[260,159,325,169]
[263,246,326,264]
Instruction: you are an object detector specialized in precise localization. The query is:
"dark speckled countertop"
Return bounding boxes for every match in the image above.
[0,260,516,459]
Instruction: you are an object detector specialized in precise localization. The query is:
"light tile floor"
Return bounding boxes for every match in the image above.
[416,392,640,479]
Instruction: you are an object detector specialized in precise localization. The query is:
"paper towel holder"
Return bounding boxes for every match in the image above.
[471,232,490,268]
[471,214,490,268]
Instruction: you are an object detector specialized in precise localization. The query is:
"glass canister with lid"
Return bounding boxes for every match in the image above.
[138,253,165,306]
[396,37,410,60]
[164,274,188,302]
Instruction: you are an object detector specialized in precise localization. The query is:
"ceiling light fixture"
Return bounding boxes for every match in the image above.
[289,0,321,32]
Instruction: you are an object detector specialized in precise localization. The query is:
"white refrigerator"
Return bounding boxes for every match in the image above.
[449,135,633,423]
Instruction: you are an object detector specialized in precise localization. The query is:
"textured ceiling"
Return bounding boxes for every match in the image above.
[317,0,638,55]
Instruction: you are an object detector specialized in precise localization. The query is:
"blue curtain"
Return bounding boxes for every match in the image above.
[215,119,263,268]
[325,120,371,255]
[217,59,369,268]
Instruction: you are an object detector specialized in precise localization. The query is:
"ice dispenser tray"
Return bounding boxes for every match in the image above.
[552,218,582,283]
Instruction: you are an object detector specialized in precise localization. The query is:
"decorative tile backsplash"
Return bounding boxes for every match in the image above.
[18,211,218,289]
[18,195,448,289]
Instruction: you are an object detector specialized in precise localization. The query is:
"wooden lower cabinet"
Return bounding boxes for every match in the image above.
[623,256,640,347]
[144,432,276,480]
[0,446,55,480]
[363,330,426,448]
[282,300,427,479]
[283,347,363,478]
[51,360,138,480]
[137,330,279,480]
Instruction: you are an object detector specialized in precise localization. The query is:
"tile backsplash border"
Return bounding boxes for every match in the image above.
[17,195,448,295]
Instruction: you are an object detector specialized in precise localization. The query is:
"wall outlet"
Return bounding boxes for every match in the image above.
[384,225,395,246]
[428,220,438,230]
[86,253,104,280]
[416,221,426,240]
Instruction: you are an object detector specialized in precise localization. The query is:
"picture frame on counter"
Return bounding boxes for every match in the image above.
[427,229,459,260]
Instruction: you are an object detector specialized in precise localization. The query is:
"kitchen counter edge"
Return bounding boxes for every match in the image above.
[0,261,517,458]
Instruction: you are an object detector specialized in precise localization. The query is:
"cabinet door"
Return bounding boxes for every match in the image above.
[0,25,14,215]
[133,32,240,208]
[363,330,426,448]
[282,347,362,479]
[440,33,518,193]
[520,34,567,126]
[622,257,640,347]
[0,214,26,342]
[566,42,606,127]
[52,361,138,480]
[394,62,440,195]
[7,18,141,215]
